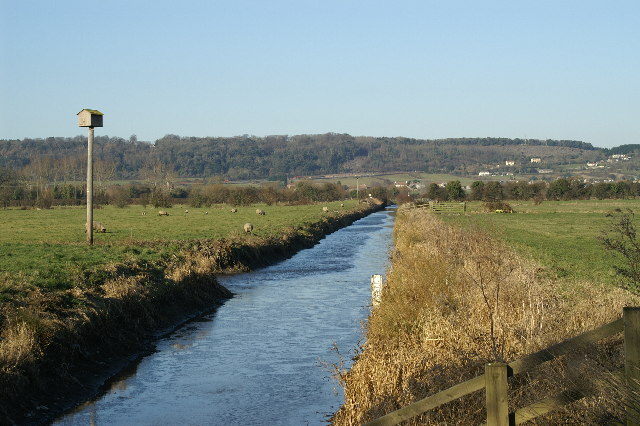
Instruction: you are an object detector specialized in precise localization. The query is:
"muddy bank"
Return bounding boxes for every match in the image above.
[0,202,383,426]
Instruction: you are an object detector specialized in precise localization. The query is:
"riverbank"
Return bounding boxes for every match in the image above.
[0,201,384,425]
[333,205,639,424]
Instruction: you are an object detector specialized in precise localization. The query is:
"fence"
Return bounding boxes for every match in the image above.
[365,307,640,426]
[423,201,467,213]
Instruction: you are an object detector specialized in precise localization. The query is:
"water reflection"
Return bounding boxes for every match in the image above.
[55,208,395,426]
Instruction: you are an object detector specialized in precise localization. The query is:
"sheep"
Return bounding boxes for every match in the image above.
[243,223,253,233]
[85,221,106,233]
[256,209,266,215]
[141,211,147,216]
[158,210,169,216]
[205,211,209,215]
[322,206,329,212]
[184,209,189,214]
[340,203,344,208]
[230,208,238,213]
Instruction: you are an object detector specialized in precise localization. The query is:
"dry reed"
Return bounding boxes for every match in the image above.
[333,206,639,425]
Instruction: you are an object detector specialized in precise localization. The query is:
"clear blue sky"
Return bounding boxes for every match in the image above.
[1,0,638,148]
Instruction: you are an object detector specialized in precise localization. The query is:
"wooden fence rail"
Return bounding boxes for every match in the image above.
[408,201,467,214]
[365,308,640,426]
[428,201,466,213]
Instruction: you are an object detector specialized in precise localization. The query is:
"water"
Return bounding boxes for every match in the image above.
[55,207,395,426]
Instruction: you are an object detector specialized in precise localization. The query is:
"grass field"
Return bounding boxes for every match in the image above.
[0,200,356,294]
[445,199,640,288]
[308,172,479,188]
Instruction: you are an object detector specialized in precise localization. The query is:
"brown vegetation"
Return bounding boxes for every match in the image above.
[0,201,384,425]
[333,207,639,424]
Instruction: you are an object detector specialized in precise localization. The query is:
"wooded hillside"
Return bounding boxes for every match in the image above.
[0,133,628,181]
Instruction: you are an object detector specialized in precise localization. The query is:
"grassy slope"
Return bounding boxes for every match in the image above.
[0,201,354,296]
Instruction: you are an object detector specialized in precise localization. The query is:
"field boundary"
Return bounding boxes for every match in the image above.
[365,307,640,426]
[410,201,466,213]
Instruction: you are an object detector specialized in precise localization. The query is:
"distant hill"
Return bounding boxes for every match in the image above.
[0,133,636,181]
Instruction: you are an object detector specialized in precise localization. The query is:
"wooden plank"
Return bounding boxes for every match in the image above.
[363,375,486,426]
[513,389,584,424]
[625,307,640,426]
[485,363,510,425]
[365,317,622,426]
[509,318,623,376]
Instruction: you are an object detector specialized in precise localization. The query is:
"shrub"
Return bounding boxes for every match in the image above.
[600,208,640,293]
[481,201,514,213]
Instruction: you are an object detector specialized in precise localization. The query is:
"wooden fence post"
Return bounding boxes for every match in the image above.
[625,307,640,426]
[486,362,510,426]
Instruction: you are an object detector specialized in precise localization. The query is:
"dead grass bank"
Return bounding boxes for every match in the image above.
[333,206,639,425]
[0,202,384,425]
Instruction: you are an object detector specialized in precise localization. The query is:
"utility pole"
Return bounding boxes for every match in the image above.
[77,109,104,245]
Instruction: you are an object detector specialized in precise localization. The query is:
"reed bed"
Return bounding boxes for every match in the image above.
[333,206,639,425]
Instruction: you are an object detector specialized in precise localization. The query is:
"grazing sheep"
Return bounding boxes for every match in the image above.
[141,211,147,216]
[340,203,344,208]
[184,209,189,214]
[205,211,209,215]
[85,221,106,233]
[158,210,169,216]
[243,223,253,233]
[322,206,329,212]
[256,209,265,215]
[230,208,238,213]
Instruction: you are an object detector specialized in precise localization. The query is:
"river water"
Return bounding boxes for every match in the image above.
[55,207,395,426]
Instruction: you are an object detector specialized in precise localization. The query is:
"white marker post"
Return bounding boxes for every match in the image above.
[371,274,383,308]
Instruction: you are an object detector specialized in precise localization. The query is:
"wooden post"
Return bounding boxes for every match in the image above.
[86,126,94,245]
[486,362,509,426]
[625,307,640,425]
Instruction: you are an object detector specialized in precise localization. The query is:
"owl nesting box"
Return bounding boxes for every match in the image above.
[77,109,104,127]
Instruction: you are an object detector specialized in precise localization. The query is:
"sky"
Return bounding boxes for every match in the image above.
[1,1,638,148]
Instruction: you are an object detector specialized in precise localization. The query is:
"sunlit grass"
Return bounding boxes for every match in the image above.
[446,199,640,287]
[0,201,357,293]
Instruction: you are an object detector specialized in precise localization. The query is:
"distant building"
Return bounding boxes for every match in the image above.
[505,160,515,166]
[610,154,630,161]
[530,158,542,163]
[479,171,491,176]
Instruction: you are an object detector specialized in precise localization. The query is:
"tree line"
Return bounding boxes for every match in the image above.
[0,171,390,209]
[2,165,639,209]
[423,178,640,202]
[0,134,606,181]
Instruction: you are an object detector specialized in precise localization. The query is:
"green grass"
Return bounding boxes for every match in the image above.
[0,201,357,295]
[445,199,640,287]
